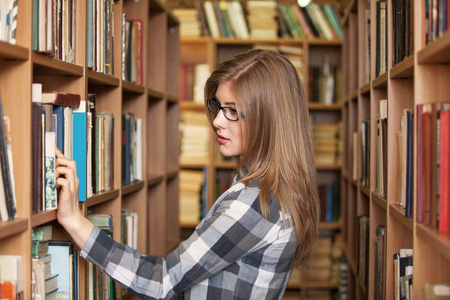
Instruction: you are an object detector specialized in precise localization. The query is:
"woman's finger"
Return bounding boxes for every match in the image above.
[56,166,76,192]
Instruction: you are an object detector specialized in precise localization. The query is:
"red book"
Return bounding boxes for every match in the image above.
[439,107,450,233]
[422,104,432,225]
[417,104,424,223]
[42,91,81,107]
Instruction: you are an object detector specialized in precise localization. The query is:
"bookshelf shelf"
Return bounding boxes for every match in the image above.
[31,210,57,227]
[390,56,414,79]
[167,94,179,103]
[86,189,121,208]
[308,102,342,110]
[215,161,236,169]
[180,161,209,169]
[361,185,370,198]
[147,173,165,187]
[122,81,146,94]
[0,218,28,240]
[371,192,387,211]
[0,41,28,61]
[417,31,450,64]
[307,38,343,46]
[316,164,342,171]
[148,88,165,99]
[416,224,450,262]
[122,181,145,196]
[299,281,339,289]
[179,221,198,229]
[350,89,358,100]
[32,53,84,76]
[372,72,388,89]
[360,83,370,96]
[167,169,179,180]
[389,203,413,232]
[319,222,342,230]
[87,69,120,87]
[180,102,205,111]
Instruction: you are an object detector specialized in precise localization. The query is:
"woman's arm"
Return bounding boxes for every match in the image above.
[55,148,94,248]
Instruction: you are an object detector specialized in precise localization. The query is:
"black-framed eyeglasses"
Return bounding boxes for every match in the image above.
[206,98,240,121]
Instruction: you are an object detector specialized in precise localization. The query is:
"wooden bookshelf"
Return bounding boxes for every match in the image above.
[341,0,450,297]
[0,0,179,299]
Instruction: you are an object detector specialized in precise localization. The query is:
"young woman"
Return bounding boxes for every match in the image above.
[56,49,319,299]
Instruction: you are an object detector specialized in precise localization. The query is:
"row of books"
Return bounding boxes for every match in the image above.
[357,215,369,295]
[375,0,388,77]
[121,209,138,248]
[121,113,143,186]
[0,96,17,222]
[0,0,17,44]
[32,0,76,63]
[179,63,210,103]
[308,56,342,104]
[424,0,450,45]
[318,179,340,223]
[416,102,450,234]
[32,84,115,213]
[31,225,78,299]
[122,16,143,85]
[87,0,117,75]
[175,1,342,40]
[179,110,210,165]
[179,169,204,224]
[312,121,343,165]
[392,0,414,66]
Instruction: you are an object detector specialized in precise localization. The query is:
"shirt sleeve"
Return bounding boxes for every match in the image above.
[80,184,283,300]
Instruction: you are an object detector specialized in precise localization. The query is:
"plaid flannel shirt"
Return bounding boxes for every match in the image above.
[81,177,297,299]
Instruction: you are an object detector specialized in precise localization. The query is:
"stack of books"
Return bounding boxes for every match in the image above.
[173,8,201,37]
[247,1,278,39]
[179,111,210,165]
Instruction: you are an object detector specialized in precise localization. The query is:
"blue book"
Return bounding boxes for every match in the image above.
[325,183,333,222]
[53,106,65,153]
[48,241,74,299]
[73,101,87,202]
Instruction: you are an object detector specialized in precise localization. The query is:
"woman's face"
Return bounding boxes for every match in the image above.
[212,81,246,157]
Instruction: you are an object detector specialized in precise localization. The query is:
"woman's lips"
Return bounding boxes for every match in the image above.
[217,134,229,145]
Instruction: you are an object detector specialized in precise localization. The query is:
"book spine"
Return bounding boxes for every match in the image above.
[44,131,57,210]
[72,101,87,202]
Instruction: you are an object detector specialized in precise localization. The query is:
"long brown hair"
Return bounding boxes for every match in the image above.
[204,49,320,268]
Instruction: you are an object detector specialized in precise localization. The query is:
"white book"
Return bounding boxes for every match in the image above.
[44,131,57,210]
[204,1,220,38]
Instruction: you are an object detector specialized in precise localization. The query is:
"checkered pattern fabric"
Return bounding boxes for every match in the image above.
[81,177,297,299]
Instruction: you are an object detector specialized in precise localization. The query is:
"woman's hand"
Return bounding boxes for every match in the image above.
[55,148,94,248]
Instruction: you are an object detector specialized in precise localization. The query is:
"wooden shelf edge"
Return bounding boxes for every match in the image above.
[316,164,342,171]
[181,161,209,168]
[167,169,179,180]
[215,161,236,169]
[361,185,370,198]
[180,102,205,111]
[299,280,339,289]
[371,192,387,210]
[122,181,145,196]
[319,222,342,230]
[360,82,371,96]
[167,93,179,103]
[372,72,388,89]
[87,69,120,87]
[147,173,165,187]
[418,31,450,64]
[389,203,413,232]
[0,218,28,239]
[416,224,450,261]
[86,189,120,207]
[180,221,199,228]
[32,210,57,227]
[32,52,83,76]
[122,81,145,94]
[0,41,28,61]
[148,88,165,99]
[308,102,342,110]
[390,55,414,79]
[350,89,358,100]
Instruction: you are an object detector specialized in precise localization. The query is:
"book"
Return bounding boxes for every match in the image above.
[44,131,57,210]
[422,283,450,299]
[72,100,87,202]
[42,92,81,107]
[32,225,53,242]
[48,241,74,299]
[32,83,44,213]
[439,105,450,233]
[0,255,23,299]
